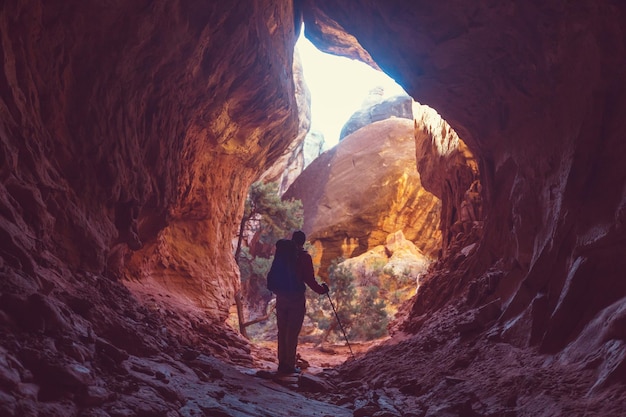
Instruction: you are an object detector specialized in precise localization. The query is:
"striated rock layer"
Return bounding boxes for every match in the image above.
[284,118,442,278]
[413,102,481,257]
[0,1,309,415]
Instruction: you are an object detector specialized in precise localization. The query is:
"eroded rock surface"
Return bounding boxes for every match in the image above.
[0,1,314,415]
[339,92,414,140]
[301,1,626,351]
[284,118,442,278]
[413,102,481,257]
[0,0,307,321]
[257,50,318,195]
[2,0,626,415]
[300,0,626,412]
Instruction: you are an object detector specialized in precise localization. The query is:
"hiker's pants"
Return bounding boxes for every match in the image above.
[276,292,306,371]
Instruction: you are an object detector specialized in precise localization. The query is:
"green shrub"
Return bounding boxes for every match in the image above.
[350,285,388,341]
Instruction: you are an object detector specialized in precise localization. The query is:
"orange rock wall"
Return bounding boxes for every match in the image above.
[0,1,300,319]
[257,51,313,195]
[413,103,480,256]
[284,118,442,278]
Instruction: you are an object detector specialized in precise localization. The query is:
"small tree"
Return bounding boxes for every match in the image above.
[234,180,303,338]
[350,285,388,341]
[317,258,358,344]
[235,181,303,260]
[313,257,390,343]
[237,246,273,306]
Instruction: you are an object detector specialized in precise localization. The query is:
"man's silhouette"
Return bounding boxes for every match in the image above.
[275,230,328,374]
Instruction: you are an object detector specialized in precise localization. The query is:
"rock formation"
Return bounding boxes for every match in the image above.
[2,0,626,415]
[412,102,481,256]
[340,230,432,312]
[339,92,414,140]
[302,129,326,168]
[0,1,308,414]
[302,0,622,342]
[0,1,305,320]
[300,1,626,413]
[257,50,316,195]
[284,118,442,278]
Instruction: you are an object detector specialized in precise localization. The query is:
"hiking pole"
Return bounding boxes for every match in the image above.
[325,291,355,359]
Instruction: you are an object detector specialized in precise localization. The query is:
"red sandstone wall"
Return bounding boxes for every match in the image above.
[301,0,626,352]
[0,1,301,319]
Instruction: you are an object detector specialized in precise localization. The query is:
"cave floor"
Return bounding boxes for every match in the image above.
[3,273,626,417]
[136,352,353,417]
[107,280,626,417]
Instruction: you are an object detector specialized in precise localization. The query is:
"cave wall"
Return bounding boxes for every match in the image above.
[1,0,625,358]
[1,1,301,319]
[301,0,626,351]
[257,50,313,195]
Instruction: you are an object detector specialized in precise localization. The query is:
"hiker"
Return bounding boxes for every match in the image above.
[267,231,328,374]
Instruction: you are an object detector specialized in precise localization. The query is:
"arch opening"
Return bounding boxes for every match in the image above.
[234,30,484,370]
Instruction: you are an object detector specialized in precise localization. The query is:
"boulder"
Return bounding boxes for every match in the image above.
[339,93,414,140]
[284,118,441,278]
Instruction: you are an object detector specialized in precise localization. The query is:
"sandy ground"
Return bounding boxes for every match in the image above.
[251,338,387,373]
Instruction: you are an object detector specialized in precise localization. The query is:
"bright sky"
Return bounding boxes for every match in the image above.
[295,33,407,149]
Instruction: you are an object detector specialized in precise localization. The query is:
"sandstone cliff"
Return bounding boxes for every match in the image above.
[284,118,442,278]
[257,50,315,195]
[413,102,481,256]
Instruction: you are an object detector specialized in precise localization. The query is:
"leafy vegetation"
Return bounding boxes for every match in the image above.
[350,285,388,340]
[234,180,303,338]
[235,181,303,260]
[307,257,390,343]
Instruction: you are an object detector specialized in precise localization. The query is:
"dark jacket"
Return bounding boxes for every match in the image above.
[295,248,327,295]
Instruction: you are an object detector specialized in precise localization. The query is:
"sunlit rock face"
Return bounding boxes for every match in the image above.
[302,129,326,167]
[0,1,301,320]
[413,102,480,257]
[258,51,316,195]
[301,0,626,361]
[340,230,432,312]
[284,118,441,278]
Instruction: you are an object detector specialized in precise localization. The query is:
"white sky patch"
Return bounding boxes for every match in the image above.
[296,33,407,149]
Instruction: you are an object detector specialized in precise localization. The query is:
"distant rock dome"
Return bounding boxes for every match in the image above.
[339,92,413,140]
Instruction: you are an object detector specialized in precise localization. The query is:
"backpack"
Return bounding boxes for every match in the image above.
[267,239,304,293]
